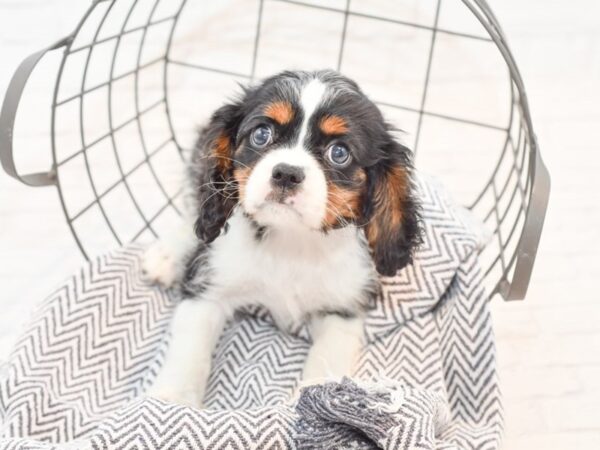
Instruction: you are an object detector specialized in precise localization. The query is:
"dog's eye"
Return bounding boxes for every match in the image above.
[326,144,351,166]
[250,125,272,148]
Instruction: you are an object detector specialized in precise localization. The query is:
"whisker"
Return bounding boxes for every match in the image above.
[324,201,352,228]
[190,153,253,171]
[327,190,358,215]
[196,188,237,212]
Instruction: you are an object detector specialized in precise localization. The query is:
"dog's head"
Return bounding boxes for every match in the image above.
[191,70,421,276]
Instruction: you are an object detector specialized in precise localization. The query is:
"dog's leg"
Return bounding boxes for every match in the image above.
[142,220,197,288]
[299,314,365,389]
[147,299,227,408]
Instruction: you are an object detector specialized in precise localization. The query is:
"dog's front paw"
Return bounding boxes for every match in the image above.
[146,384,204,409]
[142,241,178,288]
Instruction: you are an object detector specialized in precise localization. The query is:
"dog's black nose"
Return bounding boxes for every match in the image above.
[271,163,305,189]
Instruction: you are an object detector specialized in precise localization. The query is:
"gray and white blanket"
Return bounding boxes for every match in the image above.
[0,177,502,449]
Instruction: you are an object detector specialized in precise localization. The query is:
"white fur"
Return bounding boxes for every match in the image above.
[302,314,364,382]
[205,209,373,328]
[142,221,196,287]
[147,300,227,408]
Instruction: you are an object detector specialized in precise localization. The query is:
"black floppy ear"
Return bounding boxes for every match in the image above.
[191,102,243,244]
[363,138,422,277]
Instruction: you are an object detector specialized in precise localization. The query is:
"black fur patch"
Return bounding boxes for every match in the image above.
[180,242,211,298]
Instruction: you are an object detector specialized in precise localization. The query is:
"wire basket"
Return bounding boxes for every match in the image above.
[0,0,549,301]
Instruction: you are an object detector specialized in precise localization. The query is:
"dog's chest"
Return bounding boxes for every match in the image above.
[205,212,375,325]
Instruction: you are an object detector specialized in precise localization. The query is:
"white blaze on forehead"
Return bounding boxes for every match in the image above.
[297,78,327,147]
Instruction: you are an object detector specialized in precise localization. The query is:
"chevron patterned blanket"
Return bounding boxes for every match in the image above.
[0,176,503,449]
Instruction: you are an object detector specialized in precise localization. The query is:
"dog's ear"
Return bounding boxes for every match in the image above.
[191,101,244,243]
[363,138,421,277]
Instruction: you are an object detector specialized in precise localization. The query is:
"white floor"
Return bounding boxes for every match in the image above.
[1,1,599,448]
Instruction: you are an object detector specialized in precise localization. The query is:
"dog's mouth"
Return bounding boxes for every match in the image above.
[265,187,298,204]
[260,191,303,215]
[242,186,310,229]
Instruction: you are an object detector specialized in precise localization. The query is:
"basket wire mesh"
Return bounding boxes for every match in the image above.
[0,0,550,301]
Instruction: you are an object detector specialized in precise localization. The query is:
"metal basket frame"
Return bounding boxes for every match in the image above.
[0,0,550,301]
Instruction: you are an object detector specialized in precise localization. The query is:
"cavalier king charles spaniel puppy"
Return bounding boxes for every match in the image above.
[143,70,421,408]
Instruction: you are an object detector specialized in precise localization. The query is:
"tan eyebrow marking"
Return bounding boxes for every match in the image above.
[320,115,349,135]
[264,101,294,125]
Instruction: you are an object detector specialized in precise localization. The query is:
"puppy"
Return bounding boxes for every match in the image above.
[144,70,420,408]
